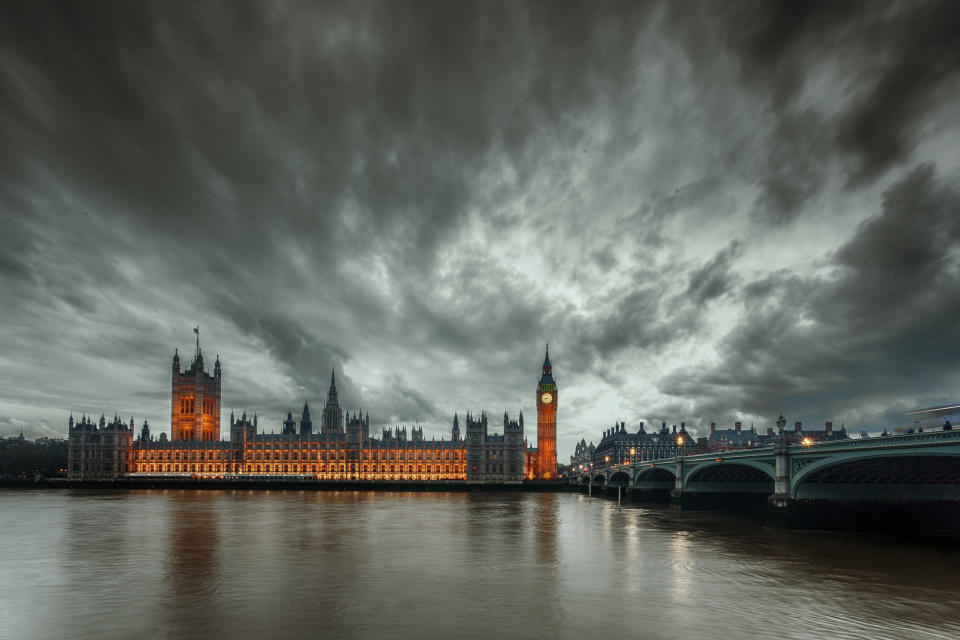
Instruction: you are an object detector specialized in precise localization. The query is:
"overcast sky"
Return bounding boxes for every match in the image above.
[2,1,959,456]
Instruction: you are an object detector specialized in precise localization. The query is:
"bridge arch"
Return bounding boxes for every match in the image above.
[593,473,607,485]
[684,461,775,495]
[686,459,776,484]
[634,466,675,488]
[791,452,960,499]
[609,471,631,486]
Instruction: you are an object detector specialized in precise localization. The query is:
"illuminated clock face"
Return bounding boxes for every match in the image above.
[541,392,553,404]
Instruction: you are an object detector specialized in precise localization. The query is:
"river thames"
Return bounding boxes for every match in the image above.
[1,489,958,640]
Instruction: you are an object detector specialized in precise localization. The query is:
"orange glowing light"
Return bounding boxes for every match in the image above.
[802,437,813,447]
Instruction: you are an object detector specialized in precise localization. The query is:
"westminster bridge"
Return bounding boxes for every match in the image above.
[577,428,960,529]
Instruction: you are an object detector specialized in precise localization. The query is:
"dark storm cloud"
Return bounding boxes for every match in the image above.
[660,165,960,428]
[668,0,960,224]
[686,240,743,305]
[0,0,958,457]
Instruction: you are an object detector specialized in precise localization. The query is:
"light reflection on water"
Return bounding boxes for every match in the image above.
[1,489,959,640]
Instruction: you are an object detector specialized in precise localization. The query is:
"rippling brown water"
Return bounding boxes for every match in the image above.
[1,489,959,639]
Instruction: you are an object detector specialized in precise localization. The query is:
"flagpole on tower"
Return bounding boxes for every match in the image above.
[194,325,200,357]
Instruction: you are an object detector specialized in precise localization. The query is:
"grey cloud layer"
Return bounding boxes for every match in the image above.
[1,1,958,454]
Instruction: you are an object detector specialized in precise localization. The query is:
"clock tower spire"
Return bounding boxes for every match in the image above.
[536,343,557,479]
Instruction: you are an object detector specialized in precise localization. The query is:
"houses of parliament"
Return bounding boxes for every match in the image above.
[67,337,559,483]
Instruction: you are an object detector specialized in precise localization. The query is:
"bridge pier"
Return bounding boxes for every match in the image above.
[669,456,685,509]
[766,435,792,526]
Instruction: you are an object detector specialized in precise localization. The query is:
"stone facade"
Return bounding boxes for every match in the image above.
[464,411,526,484]
[67,414,134,480]
[592,421,691,467]
[570,438,595,468]
[321,371,344,437]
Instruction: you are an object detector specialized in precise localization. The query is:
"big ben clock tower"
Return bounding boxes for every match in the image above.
[536,344,558,479]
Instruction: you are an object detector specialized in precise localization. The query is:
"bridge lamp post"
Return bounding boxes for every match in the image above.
[676,435,685,457]
[802,437,813,447]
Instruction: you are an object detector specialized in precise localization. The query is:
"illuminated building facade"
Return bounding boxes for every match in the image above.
[129,415,466,480]
[535,346,557,479]
[170,335,221,442]
[68,339,560,484]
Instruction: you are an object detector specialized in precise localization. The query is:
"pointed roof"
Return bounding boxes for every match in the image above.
[539,343,555,385]
[326,369,340,405]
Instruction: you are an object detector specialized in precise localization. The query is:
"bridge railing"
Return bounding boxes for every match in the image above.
[793,429,960,451]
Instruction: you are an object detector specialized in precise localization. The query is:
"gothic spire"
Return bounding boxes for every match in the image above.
[327,368,339,405]
[539,343,555,385]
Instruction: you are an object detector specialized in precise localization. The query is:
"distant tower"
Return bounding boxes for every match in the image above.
[300,402,313,436]
[282,410,297,436]
[230,411,257,446]
[170,330,222,441]
[451,413,461,442]
[346,411,367,443]
[322,370,344,436]
[536,345,557,479]
[465,411,488,482]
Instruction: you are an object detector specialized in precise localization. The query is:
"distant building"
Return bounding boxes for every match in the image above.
[706,421,770,452]
[789,421,850,444]
[706,420,848,451]
[570,438,595,469]
[591,421,691,467]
